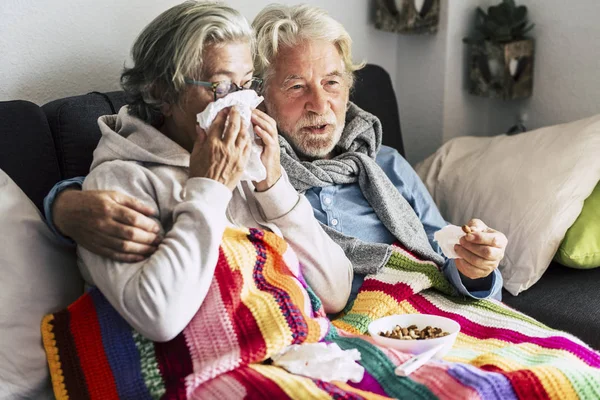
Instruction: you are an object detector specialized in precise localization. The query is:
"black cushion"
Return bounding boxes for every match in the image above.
[42,91,127,179]
[0,100,61,211]
[502,262,600,350]
[351,64,405,157]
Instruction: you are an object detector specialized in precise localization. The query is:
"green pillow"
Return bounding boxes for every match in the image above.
[555,181,600,268]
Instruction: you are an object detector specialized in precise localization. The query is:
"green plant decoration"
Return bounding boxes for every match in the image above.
[463,0,534,44]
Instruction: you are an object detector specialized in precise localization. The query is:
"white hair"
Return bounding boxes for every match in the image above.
[121,1,254,125]
[252,4,364,87]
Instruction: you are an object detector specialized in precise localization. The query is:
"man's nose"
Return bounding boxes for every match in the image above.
[306,87,329,115]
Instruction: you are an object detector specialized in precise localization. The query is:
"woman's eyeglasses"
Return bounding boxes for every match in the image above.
[184,77,264,101]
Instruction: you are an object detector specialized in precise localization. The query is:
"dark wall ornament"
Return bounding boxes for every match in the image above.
[468,39,534,100]
[463,0,535,99]
[375,0,440,34]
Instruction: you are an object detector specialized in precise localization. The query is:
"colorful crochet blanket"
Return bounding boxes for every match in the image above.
[42,228,600,399]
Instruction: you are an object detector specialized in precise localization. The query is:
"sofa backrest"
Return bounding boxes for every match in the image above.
[351,64,404,156]
[42,91,127,180]
[0,100,62,211]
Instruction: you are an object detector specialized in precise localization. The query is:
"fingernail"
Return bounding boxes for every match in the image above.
[466,234,475,241]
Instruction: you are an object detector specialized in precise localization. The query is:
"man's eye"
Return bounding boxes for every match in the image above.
[289,85,304,90]
[327,81,340,86]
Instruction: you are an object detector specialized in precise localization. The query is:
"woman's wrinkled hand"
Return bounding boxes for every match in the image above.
[189,106,252,191]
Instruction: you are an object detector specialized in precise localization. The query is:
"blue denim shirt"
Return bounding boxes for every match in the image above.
[304,146,502,302]
[43,176,85,246]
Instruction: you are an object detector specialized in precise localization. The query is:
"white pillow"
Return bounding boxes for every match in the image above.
[415,115,600,295]
[0,169,83,399]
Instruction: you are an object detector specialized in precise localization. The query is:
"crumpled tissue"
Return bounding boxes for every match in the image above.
[434,224,468,259]
[271,342,364,383]
[196,90,267,182]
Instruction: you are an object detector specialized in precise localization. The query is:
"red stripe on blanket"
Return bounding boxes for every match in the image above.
[360,279,416,304]
[230,366,291,399]
[69,294,119,400]
[154,332,193,400]
[503,369,548,400]
[215,247,267,364]
[480,364,504,373]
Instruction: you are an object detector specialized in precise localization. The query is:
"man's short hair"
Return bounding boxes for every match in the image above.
[121,1,254,125]
[252,4,364,88]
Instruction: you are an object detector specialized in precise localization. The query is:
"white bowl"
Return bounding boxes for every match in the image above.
[368,314,460,359]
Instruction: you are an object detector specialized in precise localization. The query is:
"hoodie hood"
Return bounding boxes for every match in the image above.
[91,106,190,171]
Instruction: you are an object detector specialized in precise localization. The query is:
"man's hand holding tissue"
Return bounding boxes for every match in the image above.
[190,107,252,191]
[453,219,508,279]
[251,108,282,192]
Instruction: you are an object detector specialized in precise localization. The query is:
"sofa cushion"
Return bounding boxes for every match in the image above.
[555,181,600,269]
[0,100,61,210]
[0,169,83,399]
[415,114,600,295]
[42,91,127,179]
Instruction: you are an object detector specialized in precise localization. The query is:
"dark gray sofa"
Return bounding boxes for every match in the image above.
[1,64,598,349]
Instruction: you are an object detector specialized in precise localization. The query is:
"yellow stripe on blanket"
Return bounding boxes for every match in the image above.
[249,364,331,399]
[450,335,593,368]
[41,314,69,400]
[334,294,418,335]
[222,230,295,356]
[220,228,257,273]
[532,366,578,400]
[332,382,394,399]
[260,236,323,344]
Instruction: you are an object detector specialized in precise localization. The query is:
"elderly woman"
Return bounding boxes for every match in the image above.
[71,1,352,342]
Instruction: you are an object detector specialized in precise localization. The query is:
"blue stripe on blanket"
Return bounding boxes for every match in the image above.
[90,288,153,399]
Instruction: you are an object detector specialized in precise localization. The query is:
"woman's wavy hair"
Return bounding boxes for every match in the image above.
[121,1,254,126]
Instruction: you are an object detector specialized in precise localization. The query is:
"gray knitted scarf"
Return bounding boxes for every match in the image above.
[279,102,445,274]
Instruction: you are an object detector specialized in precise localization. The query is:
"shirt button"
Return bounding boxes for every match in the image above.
[323,197,332,205]
[331,218,339,226]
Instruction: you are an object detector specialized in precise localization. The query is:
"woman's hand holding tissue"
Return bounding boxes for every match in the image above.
[251,108,282,192]
[189,107,251,191]
[453,219,508,279]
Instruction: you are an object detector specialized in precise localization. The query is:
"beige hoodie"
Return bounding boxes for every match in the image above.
[78,107,353,342]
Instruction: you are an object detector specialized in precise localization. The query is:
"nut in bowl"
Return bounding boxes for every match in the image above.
[368,314,460,359]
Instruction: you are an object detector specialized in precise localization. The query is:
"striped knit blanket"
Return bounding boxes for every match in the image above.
[42,228,600,399]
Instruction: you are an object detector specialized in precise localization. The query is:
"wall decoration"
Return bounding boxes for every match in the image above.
[375,0,440,34]
[463,0,535,100]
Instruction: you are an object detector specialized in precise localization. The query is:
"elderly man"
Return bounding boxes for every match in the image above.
[250,4,506,302]
[46,4,507,304]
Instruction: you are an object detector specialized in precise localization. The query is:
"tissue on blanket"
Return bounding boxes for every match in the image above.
[434,224,467,259]
[271,342,364,383]
[196,90,267,182]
